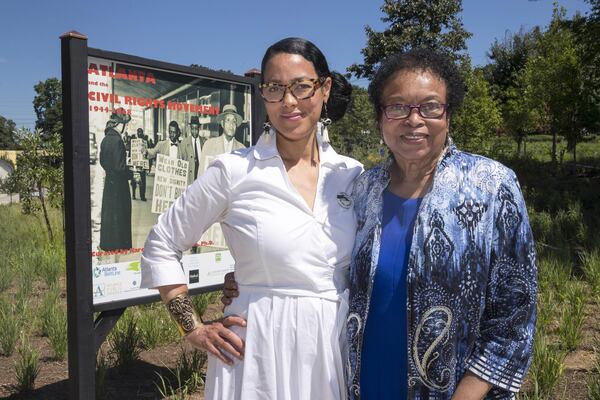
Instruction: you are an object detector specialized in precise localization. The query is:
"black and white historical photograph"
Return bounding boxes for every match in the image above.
[88,56,251,303]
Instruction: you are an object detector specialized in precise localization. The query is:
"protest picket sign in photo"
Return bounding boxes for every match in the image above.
[130,138,149,170]
[151,154,188,214]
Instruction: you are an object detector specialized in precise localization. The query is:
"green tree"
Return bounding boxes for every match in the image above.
[502,82,539,156]
[0,115,19,149]
[521,4,588,162]
[8,129,63,241]
[573,0,600,133]
[348,0,472,79]
[483,27,541,104]
[0,166,18,205]
[481,27,542,155]
[451,68,502,154]
[33,78,63,139]
[329,86,381,167]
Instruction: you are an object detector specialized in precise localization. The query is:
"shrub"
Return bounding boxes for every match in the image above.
[37,244,64,288]
[155,347,207,399]
[538,256,572,300]
[109,313,142,372]
[553,202,587,246]
[580,250,600,294]
[14,334,40,393]
[528,208,553,246]
[528,333,566,398]
[46,305,67,360]
[0,299,21,356]
[40,285,61,337]
[0,256,16,292]
[191,291,221,317]
[137,304,178,349]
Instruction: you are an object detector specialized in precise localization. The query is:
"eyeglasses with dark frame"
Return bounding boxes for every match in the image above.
[382,103,448,120]
[259,77,326,103]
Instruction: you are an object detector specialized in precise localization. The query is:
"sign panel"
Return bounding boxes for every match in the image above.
[88,55,252,305]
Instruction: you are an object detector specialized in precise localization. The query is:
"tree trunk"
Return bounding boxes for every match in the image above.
[573,142,577,163]
[38,181,54,242]
[551,129,557,163]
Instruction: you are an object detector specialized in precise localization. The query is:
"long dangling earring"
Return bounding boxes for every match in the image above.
[263,118,272,144]
[379,139,386,157]
[445,117,451,146]
[320,103,332,143]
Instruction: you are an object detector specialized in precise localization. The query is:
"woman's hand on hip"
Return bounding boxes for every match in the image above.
[186,315,246,365]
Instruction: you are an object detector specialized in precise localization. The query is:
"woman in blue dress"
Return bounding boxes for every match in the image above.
[346,48,537,399]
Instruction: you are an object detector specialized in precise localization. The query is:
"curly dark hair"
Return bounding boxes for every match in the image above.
[368,48,465,123]
[261,37,352,123]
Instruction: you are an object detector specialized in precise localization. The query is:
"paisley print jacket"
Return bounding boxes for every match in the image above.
[346,143,537,399]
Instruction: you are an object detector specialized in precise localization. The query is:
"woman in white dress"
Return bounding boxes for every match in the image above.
[140,37,362,400]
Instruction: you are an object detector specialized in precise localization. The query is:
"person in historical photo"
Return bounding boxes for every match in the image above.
[130,128,148,201]
[99,110,133,251]
[147,120,183,160]
[178,116,203,185]
[198,104,246,173]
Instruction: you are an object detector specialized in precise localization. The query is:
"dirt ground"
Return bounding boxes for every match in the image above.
[1,301,599,399]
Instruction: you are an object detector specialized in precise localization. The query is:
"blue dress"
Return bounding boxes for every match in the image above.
[360,190,421,400]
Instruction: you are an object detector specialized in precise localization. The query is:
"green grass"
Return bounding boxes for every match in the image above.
[580,250,600,294]
[155,347,207,399]
[14,334,40,393]
[0,256,16,292]
[529,333,566,398]
[0,298,21,356]
[558,282,587,352]
[109,311,142,373]
[136,304,179,349]
[192,291,221,316]
[40,285,61,337]
[46,304,68,360]
[588,338,600,400]
[516,135,600,164]
[36,244,64,289]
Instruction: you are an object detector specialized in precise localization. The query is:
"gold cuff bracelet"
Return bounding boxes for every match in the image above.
[165,293,202,337]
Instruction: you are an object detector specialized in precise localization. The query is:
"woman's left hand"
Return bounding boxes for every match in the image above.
[221,272,239,306]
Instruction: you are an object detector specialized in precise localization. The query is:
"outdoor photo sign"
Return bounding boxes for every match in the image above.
[61,33,264,399]
[86,53,254,306]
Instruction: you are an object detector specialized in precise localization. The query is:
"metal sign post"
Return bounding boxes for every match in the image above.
[61,31,96,400]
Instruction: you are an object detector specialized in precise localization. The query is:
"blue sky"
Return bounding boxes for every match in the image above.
[0,0,591,130]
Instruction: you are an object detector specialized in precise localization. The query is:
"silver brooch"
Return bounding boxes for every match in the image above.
[337,192,352,209]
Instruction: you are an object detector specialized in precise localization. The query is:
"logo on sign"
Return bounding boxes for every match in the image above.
[189,269,199,284]
[94,284,105,297]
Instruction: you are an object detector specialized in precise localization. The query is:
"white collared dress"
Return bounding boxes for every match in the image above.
[141,129,363,400]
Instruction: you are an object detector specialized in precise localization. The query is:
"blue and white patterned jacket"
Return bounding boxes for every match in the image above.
[346,143,537,400]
